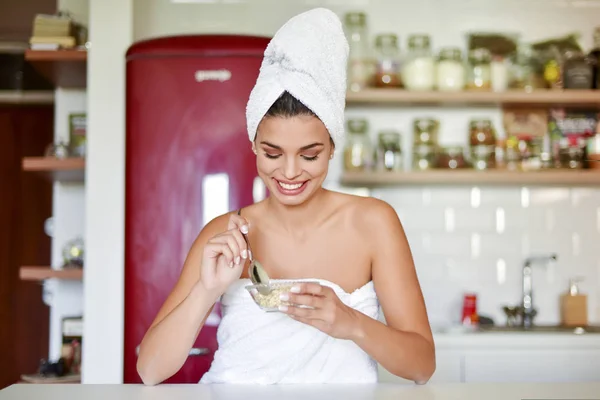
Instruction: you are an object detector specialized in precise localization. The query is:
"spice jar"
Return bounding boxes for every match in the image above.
[466,48,492,91]
[563,50,594,89]
[436,47,465,92]
[509,43,543,91]
[344,12,373,92]
[469,119,496,170]
[374,34,401,88]
[437,146,467,169]
[343,118,372,171]
[402,34,435,91]
[413,144,437,170]
[558,138,584,169]
[469,119,496,146]
[375,130,403,171]
[413,118,439,145]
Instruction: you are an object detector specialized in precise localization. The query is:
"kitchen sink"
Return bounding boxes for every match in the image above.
[476,324,600,334]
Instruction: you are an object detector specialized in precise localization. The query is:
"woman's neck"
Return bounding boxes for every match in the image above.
[265,188,331,234]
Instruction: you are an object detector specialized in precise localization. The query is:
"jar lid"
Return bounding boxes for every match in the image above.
[375,34,399,48]
[344,12,367,27]
[347,118,368,134]
[414,118,439,130]
[438,47,462,61]
[469,48,491,63]
[408,34,431,50]
[378,130,401,142]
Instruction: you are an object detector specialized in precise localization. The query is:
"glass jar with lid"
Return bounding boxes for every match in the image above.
[469,119,496,170]
[343,118,372,171]
[510,43,543,91]
[344,12,373,92]
[413,118,439,145]
[436,47,465,92]
[466,48,492,90]
[375,130,402,171]
[437,146,468,169]
[402,34,435,91]
[413,144,437,170]
[469,119,496,146]
[374,34,401,88]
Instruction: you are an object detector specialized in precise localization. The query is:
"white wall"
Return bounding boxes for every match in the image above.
[81,0,600,382]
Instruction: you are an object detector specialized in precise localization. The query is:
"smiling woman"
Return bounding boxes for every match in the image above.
[135,7,435,386]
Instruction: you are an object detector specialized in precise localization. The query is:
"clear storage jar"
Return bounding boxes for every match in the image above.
[375,130,402,171]
[344,12,373,92]
[466,48,492,91]
[343,118,372,171]
[402,34,435,91]
[436,47,465,92]
[374,34,401,87]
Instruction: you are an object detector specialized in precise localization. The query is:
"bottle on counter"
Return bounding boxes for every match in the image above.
[560,277,588,327]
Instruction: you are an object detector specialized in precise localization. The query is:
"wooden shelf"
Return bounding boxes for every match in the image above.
[345,89,600,108]
[0,91,54,105]
[340,169,600,187]
[19,266,83,281]
[22,157,85,182]
[24,49,87,89]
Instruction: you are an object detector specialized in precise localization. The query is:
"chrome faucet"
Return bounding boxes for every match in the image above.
[522,253,557,328]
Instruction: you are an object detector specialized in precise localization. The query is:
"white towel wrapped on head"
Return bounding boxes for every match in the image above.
[246,8,349,147]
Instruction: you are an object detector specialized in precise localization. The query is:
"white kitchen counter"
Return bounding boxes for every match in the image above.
[2,382,600,400]
[433,330,600,349]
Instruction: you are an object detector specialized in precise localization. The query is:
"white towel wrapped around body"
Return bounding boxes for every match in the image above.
[199,278,380,384]
[245,8,349,147]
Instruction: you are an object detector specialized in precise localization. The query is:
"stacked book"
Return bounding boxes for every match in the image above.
[29,13,75,50]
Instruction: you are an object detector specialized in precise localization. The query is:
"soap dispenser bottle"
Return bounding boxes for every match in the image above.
[560,277,588,327]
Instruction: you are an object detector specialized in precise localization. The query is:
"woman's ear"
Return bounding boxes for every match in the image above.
[251,142,257,155]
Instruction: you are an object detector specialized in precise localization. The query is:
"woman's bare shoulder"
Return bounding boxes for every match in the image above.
[330,191,400,229]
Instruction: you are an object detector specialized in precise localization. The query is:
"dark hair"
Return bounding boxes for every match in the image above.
[264,91,317,119]
[262,91,334,147]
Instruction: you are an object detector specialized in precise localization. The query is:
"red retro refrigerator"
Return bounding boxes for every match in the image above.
[123,35,270,384]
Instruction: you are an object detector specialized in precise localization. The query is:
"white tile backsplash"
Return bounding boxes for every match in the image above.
[372,186,600,326]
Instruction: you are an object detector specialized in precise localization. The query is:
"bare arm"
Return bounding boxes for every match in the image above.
[351,199,435,384]
[136,212,247,385]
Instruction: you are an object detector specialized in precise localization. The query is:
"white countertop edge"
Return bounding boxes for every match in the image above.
[433,331,600,349]
[2,382,600,400]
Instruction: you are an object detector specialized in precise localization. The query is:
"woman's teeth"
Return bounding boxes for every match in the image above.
[278,181,303,190]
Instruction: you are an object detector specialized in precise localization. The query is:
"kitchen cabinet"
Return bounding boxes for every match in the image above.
[376,336,600,384]
[463,350,600,382]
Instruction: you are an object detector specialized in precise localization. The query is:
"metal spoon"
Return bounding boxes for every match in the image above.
[241,231,271,295]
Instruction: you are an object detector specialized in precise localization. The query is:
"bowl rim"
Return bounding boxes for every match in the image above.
[244,279,321,290]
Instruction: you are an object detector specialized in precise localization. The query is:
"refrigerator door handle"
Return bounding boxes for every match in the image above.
[135,345,210,357]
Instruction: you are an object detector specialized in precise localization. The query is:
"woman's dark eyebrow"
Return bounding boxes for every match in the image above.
[260,141,324,150]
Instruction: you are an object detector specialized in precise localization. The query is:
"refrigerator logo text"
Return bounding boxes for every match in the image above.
[195,70,232,83]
